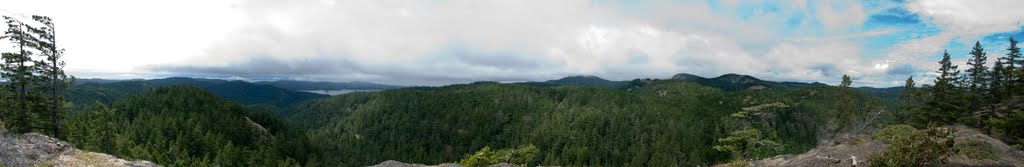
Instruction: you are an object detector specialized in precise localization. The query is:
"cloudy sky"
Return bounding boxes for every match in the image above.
[1,0,1023,87]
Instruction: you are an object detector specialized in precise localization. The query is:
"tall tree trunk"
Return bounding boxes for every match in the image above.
[49,25,61,139]
[16,31,27,133]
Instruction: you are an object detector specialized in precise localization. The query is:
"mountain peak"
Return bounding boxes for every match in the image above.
[545,75,627,88]
[714,73,761,84]
[671,73,707,81]
[549,75,609,82]
[565,75,601,79]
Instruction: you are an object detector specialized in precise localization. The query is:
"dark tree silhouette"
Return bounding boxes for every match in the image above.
[925,50,964,125]
[1006,37,1023,96]
[27,15,73,138]
[965,41,989,110]
[2,16,41,133]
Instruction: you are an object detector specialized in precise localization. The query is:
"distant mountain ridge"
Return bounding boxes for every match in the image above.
[543,75,629,88]
[538,73,830,91]
[670,73,901,99]
[669,73,827,91]
[68,78,403,90]
[254,80,403,90]
[534,73,901,100]
[72,78,133,85]
[65,77,328,108]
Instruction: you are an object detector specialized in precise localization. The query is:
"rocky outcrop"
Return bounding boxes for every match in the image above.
[748,126,1024,167]
[0,131,158,167]
[946,126,1024,166]
[748,135,882,167]
[368,160,460,167]
[368,160,520,167]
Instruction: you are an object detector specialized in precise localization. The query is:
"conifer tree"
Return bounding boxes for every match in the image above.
[714,102,786,160]
[28,15,72,138]
[834,74,855,134]
[900,76,921,122]
[901,76,917,103]
[934,50,960,95]
[966,41,989,111]
[927,50,964,125]
[990,58,1007,102]
[904,76,915,90]
[2,16,41,133]
[1007,37,1023,96]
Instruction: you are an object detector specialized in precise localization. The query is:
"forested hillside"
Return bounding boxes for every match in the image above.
[254,80,403,91]
[541,75,629,88]
[64,77,327,108]
[282,79,895,166]
[47,75,896,166]
[62,86,307,166]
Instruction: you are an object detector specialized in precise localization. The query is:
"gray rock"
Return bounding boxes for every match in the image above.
[487,163,521,167]
[369,160,466,167]
[0,130,159,167]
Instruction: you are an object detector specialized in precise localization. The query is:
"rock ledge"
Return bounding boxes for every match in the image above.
[0,132,158,167]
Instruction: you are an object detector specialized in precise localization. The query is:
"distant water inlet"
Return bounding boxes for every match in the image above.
[300,89,381,96]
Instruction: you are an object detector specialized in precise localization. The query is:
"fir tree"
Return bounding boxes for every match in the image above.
[901,76,917,105]
[900,76,920,122]
[965,41,989,111]
[990,58,1008,102]
[927,50,964,125]
[1007,37,1023,96]
[935,50,961,92]
[904,76,915,90]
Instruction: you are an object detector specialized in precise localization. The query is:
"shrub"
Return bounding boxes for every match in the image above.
[954,140,997,160]
[457,144,539,167]
[868,127,954,166]
[873,124,920,143]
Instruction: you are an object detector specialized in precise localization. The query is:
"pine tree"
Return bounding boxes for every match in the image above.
[1007,37,1023,96]
[901,76,916,103]
[841,74,853,88]
[27,15,72,138]
[990,58,1007,103]
[714,102,786,160]
[935,50,961,92]
[833,74,856,135]
[2,16,41,133]
[965,41,989,110]
[904,76,915,90]
[900,76,920,122]
[927,50,964,125]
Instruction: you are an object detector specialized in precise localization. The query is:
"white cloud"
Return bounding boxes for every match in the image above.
[815,0,867,32]
[884,0,1024,84]
[759,41,872,82]
[906,0,1024,38]
[3,0,891,86]
[0,0,244,74]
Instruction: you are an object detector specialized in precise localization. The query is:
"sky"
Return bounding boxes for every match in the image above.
[1,0,1023,87]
